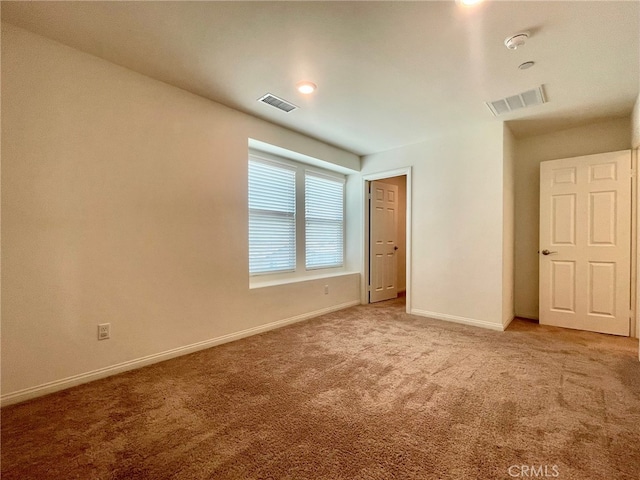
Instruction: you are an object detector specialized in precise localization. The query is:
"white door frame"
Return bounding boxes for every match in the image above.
[634,146,640,343]
[362,167,412,313]
[632,146,638,339]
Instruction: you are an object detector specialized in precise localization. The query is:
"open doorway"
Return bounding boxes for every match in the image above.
[362,168,411,312]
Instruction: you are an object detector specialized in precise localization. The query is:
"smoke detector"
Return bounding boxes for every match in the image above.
[504,32,529,50]
[518,61,535,70]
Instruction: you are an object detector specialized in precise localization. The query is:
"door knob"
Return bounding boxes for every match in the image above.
[541,249,557,255]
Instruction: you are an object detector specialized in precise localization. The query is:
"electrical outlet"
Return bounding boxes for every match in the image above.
[98,323,110,340]
[324,285,329,295]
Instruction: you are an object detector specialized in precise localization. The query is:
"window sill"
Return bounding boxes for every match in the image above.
[249,270,359,290]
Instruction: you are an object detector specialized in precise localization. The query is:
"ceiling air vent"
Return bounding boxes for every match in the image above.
[258,93,298,113]
[486,85,546,117]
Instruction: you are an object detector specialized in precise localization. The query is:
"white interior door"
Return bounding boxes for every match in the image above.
[539,150,631,336]
[369,180,398,303]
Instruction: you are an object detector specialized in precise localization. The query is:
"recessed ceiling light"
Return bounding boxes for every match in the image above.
[457,0,483,6]
[296,81,317,95]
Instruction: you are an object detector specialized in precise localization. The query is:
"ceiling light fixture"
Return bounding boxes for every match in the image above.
[518,61,535,70]
[296,81,317,95]
[457,0,483,6]
[504,32,529,50]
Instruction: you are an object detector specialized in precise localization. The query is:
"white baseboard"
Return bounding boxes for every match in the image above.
[1,300,360,407]
[411,309,506,332]
[503,315,515,330]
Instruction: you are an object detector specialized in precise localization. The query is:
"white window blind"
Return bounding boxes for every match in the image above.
[248,159,296,274]
[305,173,345,269]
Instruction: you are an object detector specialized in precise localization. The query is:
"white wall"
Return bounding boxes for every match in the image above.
[361,122,507,330]
[1,24,362,403]
[503,125,516,326]
[513,117,631,319]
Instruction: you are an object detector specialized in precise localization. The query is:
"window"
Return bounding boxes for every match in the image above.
[305,173,345,269]
[248,160,296,274]
[248,153,345,276]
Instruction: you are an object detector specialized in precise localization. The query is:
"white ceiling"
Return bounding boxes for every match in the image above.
[2,1,639,156]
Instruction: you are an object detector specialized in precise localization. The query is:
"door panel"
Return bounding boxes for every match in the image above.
[553,167,577,185]
[540,150,631,336]
[551,261,576,312]
[589,191,616,245]
[552,194,576,244]
[369,180,398,303]
[588,262,615,316]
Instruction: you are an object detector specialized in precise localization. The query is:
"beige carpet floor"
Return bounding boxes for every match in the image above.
[2,297,640,479]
